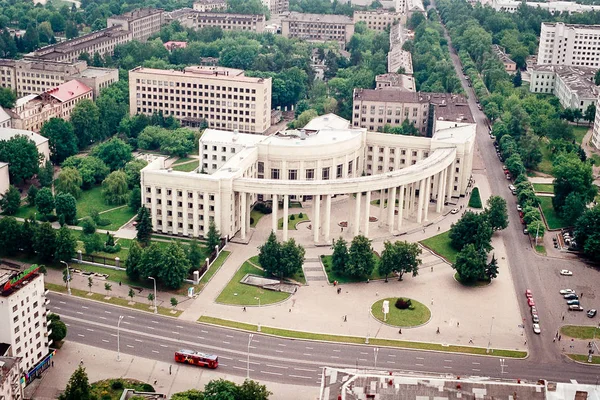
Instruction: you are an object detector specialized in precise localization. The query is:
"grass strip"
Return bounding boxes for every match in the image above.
[567,354,600,364]
[561,325,600,340]
[278,213,310,230]
[46,282,182,317]
[532,183,554,193]
[371,298,431,327]
[420,231,458,264]
[537,196,567,230]
[215,261,290,305]
[198,316,527,358]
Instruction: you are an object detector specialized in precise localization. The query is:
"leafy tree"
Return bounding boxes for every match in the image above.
[347,235,375,278]
[38,160,55,188]
[0,185,21,215]
[206,221,221,252]
[527,219,546,239]
[105,282,112,296]
[62,156,110,189]
[512,70,522,87]
[574,206,600,261]
[135,206,153,245]
[552,153,597,213]
[27,185,38,207]
[238,379,272,400]
[485,254,499,280]
[70,99,100,149]
[124,159,148,188]
[55,167,82,199]
[81,218,96,235]
[159,241,190,289]
[55,193,77,225]
[87,277,93,293]
[23,24,39,52]
[294,109,318,128]
[128,288,135,301]
[35,222,57,262]
[585,103,596,125]
[187,239,204,270]
[453,244,486,282]
[48,316,67,343]
[65,21,78,39]
[97,92,128,139]
[331,237,348,276]
[139,243,163,280]
[0,87,16,108]
[0,135,41,184]
[55,225,76,263]
[129,187,141,212]
[171,297,178,308]
[0,217,21,256]
[484,196,508,231]
[518,134,542,170]
[381,240,422,281]
[20,217,38,254]
[449,211,493,252]
[274,238,305,279]
[562,192,587,225]
[171,389,205,400]
[59,366,93,400]
[90,137,132,171]
[258,231,281,276]
[82,233,102,254]
[102,170,129,205]
[36,188,55,216]
[41,118,78,164]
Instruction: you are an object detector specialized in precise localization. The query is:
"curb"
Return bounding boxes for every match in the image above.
[565,353,600,367]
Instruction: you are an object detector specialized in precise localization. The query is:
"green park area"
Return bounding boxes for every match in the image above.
[453,272,490,287]
[420,231,458,264]
[90,379,154,400]
[371,298,431,327]
[171,159,199,172]
[277,213,310,230]
[537,196,567,230]
[532,183,554,193]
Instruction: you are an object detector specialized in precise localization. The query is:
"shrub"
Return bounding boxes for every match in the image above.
[103,244,121,254]
[141,384,155,392]
[111,380,124,390]
[395,298,412,310]
[468,187,482,209]
[299,212,303,218]
[102,395,111,400]
[250,217,255,225]
[254,202,272,214]
[290,214,296,220]
[97,218,111,227]
[82,217,96,235]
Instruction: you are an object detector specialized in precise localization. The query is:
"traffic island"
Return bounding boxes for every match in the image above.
[371,297,431,328]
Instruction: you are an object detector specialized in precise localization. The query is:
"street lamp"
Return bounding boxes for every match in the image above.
[148,277,157,314]
[247,334,254,379]
[486,316,495,354]
[117,315,124,361]
[254,296,261,307]
[60,261,71,295]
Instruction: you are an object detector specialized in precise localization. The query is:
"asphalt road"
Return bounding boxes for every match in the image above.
[49,293,600,387]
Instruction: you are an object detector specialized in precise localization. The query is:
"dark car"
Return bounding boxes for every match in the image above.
[564,294,579,300]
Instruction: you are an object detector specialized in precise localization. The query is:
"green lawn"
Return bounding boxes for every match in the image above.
[537,196,567,229]
[591,154,600,166]
[14,204,37,219]
[371,298,431,327]
[171,162,198,172]
[91,379,154,400]
[370,199,398,207]
[321,254,385,283]
[468,187,482,208]
[561,325,600,340]
[215,261,290,306]
[249,255,306,284]
[250,209,266,227]
[278,213,310,230]
[532,183,554,193]
[198,316,527,358]
[420,231,458,264]
[77,186,128,218]
[172,156,195,164]
[537,142,554,175]
[534,244,547,255]
[573,126,589,145]
[195,250,230,292]
[567,354,600,364]
[95,206,136,231]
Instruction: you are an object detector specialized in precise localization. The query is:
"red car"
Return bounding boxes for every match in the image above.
[525,289,533,298]
[527,298,535,307]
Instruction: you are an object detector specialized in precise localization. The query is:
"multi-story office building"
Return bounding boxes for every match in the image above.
[129,66,272,133]
[173,11,266,33]
[0,265,52,384]
[530,65,598,112]
[592,96,600,149]
[261,0,289,14]
[193,0,227,12]
[106,8,164,42]
[0,356,23,400]
[353,10,401,32]
[68,67,119,99]
[281,13,355,47]
[388,46,413,74]
[140,113,475,242]
[489,0,600,14]
[538,22,600,68]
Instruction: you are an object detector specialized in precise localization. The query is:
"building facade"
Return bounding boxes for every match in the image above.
[261,0,289,14]
[173,11,266,33]
[529,65,598,112]
[375,73,416,91]
[490,0,600,14]
[492,45,517,72]
[129,66,272,133]
[538,22,600,68]
[140,114,475,242]
[0,357,23,400]
[592,96,600,149]
[106,8,164,42]
[353,10,401,32]
[193,0,227,12]
[281,13,355,47]
[0,265,52,382]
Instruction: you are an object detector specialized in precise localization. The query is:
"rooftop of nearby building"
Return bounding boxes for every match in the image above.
[32,27,130,60]
[388,46,413,74]
[188,11,265,19]
[130,65,269,84]
[542,21,600,30]
[354,9,401,15]
[376,73,416,91]
[429,93,474,124]
[108,8,163,21]
[531,64,599,99]
[71,67,118,78]
[14,94,38,109]
[492,44,516,65]
[0,128,49,146]
[0,345,11,357]
[201,129,266,146]
[283,12,354,24]
[304,113,350,130]
[194,0,226,4]
[0,107,11,122]
[45,80,92,102]
[353,88,422,103]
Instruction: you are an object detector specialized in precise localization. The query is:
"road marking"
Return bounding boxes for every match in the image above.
[65,323,70,327]
[359,358,367,361]
[98,316,107,320]
[226,335,234,338]
[152,350,159,353]
[160,345,168,348]
[54,307,61,310]
[289,374,311,379]
[201,330,208,333]
[126,345,134,348]
[387,361,396,364]
[176,325,184,329]
[135,339,142,343]
[122,321,131,325]
[266,364,288,369]
[330,356,339,359]
[278,344,287,347]
[81,306,89,309]
[86,328,94,332]
[171,331,179,335]
[59,301,66,304]
[305,347,313,350]
[240,360,260,365]
[105,311,111,314]
[219,364,227,367]
[332,349,341,352]
[388,354,396,357]
[148,327,155,330]
[127,316,135,319]
[102,339,109,343]
[233,366,252,371]
[249,346,257,349]
[78,334,85,337]
[198,336,204,340]
[416,357,424,360]
[76,311,83,315]
[444,366,452,369]
[472,362,480,365]
[262,371,282,376]
[219,356,232,360]
[111,334,117,337]
[360,352,369,355]
[444,360,453,362]
[472,369,481,372]
[415,363,424,367]
[151,321,159,324]
[223,341,230,344]
[275,350,283,353]
[294,367,316,372]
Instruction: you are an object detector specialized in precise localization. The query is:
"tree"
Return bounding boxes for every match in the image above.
[55,225,76,263]
[35,222,57,262]
[41,118,78,164]
[20,217,38,254]
[485,254,499,280]
[449,211,493,252]
[552,153,597,213]
[453,244,486,282]
[206,221,221,252]
[36,188,55,217]
[48,315,67,343]
[187,239,203,270]
[484,196,508,231]
[258,231,281,277]
[139,243,163,280]
[275,238,305,279]
[0,135,41,184]
[65,21,78,39]
[0,185,21,215]
[128,288,135,301]
[135,206,153,245]
[331,237,349,276]
[23,24,39,52]
[562,192,587,225]
[90,137,132,171]
[147,292,155,305]
[574,206,600,261]
[97,94,127,139]
[70,99,100,148]
[55,193,78,225]
[64,156,110,189]
[171,297,178,308]
[0,217,21,256]
[512,70,522,87]
[158,241,189,289]
[105,282,112,296]
[171,390,205,400]
[294,109,318,128]
[82,233,102,254]
[102,170,129,205]
[596,69,600,86]
[347,235,375,278]
[124,159,148,188]
[55,167,82,199]
[27,185,38,207]
[238,379,272,400]
[585,103,596,126]
[129,187,141,212]
[0,87,16,108]
[58,366,91,400]
[82,218,96,235]
[87,277,93,293]
[38,160,55,188]
[383,240,422,281]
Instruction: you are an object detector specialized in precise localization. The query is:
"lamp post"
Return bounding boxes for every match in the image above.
[60,261,71,295]
[247,334,254,379]
[148,277,157,314]
[254,296,261,307]
[117,315,124,361]
[486,316,495,354]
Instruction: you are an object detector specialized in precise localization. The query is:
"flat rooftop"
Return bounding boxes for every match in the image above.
[130,66,268,84]
[353,88,422,103]
[32,27,130,60]
[531,64,599,99]
[0,128,49,146]
[109,8,163,20]
[542,21,600,30]
[72,67,118,78]
[283,12,353,24]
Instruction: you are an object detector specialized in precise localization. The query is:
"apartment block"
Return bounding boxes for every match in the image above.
[0,356,23,400]
[69,67,119,99]
[193,0,227,12]
[173,11,266,33]
[538,22,600,68]
[261,0,289,14]
[530,65,599,111]
[107,8,164,42]
[0,265,52,383]
[129,66,272,133]
[489,0,600,14]
[281,13,355,47]
[353,10,401,32]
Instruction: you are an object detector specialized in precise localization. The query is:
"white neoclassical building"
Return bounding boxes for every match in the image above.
[141,114,475,243]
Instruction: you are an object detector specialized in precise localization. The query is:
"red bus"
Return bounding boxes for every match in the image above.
[174,349,219,369]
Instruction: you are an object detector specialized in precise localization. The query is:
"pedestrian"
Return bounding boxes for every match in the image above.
[154,380,157,385]
[376,292,378,296]
[562,315,565,321]
[559,335,561,341]
[581,293,584,298]
[438,226,441,231]
[457,322,459,327]
[553,337,556,342]
[398,329,402,334]
[524,340,527,345]
[80,359,83,366]
[169,365,172,375]
[436,327,440,334]
[431,298,434,305]
[367,279,370,284]
[243,306,246,312]
[469,338,473,344]
[51,361,54,367]
[344,315,347,322]
[119,281,122,286]
[289,308,291,312]
[341,227,343,232]
[431,266,433,272]
[423,228,426,233]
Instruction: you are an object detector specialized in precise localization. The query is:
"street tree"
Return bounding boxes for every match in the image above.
[124,159,148,188]
[0,217,21,256]
[159,241,190,289]
[147,293,154,305]
[0,135,41,184]
[453,244,486,282]
[48,314,67,343]
[0,87,16,108]
[55,167,82,199]
[38,160,54,188]
[527,219,546,240]
[258,231,281,277]
[35,188,55,217]
[27,185,38,207]
[41,118,78,164]
[574,206,600,261]
[55,192,77,225]
[20,217,37,254]
[485,254,499,280]
[58,366,91,400]
[206,221,221,252]
[449,211,493,252]
[128,288,135,302]
[35,222,57,262]
[102,170,129,205]
[552,153,597,213]
[135,206,153,245]
[139,243,163,280]
[105,283,112,296]
[187,239,203,270]
[331,237,349,276]
[55,225,76,263]
[0,185,21,215]
[276,238,305,279]
[87,277,93,293]
[70,99,100,148]
[171,297,178,308]
[90,137,132,171]
[484,195,508,231]
[347,235,375,278]
[125,241,143,281]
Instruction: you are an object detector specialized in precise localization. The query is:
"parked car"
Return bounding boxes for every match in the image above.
[531,306,538,316]
[527,298,535,307]
[506,174,512,180]
[532,323,541,334]
[450,208,459,214]
[588,309,597,318]
[525,289,533,298]
[564,294,579,300]
[517,205,522,212]
[523,228,529,235]
[508,184,516,191]
[532,314,540,323]
[560,270,573,276]
[560,289,575,295]
[569,305,584,311]
[567,300,580,306]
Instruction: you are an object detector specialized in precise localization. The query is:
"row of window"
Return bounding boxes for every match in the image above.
[146,187,215,201]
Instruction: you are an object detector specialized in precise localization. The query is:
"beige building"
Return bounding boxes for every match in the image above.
[262,0,289,14]
[173,11,266,33]
[492,45,517,72]
[68,67,119,99]
[0,163,8,195]
[0,128,50,163]
[353,10,401,32]
[529,65,598,112]
[193,0,227,12]
[0,356,23,400]
[107,8,164,42]
[376,73,416,91]
[281,13,355,47]
[129,66,272,133]
[538,22,600,67]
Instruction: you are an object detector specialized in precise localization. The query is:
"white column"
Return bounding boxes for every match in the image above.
[172,190,178,235]
[203,194,210,236]
[424,176,431,221]
[387,186,396,233]
[354,193,361,236]
[378,189,385,227]
[214,192,221,236]
[240,192,247,240]
[283,194,289,241]
[446,165,454,203]
[313,195,321,243]
[408,183,415,214]
[182,190,189,236]
[436,171,444,213]
[246,194,252,231]
[364,191,371,237]
[161,188,168,233]
[150,186,157,230]
[192,191,199,237]
[397,185,405,229]
[417,179,426,224]
[439,169,447,211]
[272,194,278,234]
[324,194,332,243]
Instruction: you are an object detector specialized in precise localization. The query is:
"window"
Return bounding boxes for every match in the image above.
[288,169,298,180]
[271,169,280,179]
[322,167,330,180]
[258,162,264,173]
[348,160,353,174]
[306,169,315,180]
